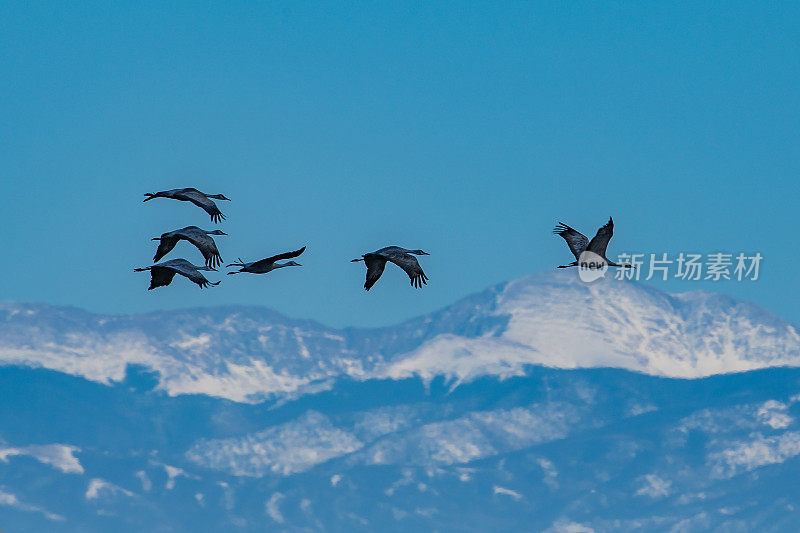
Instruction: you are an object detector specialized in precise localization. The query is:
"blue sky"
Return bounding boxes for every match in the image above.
[2,2,798,327]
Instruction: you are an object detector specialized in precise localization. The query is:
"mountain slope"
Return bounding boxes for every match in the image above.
[2,272,800,531]
[1,366,800,532]
[1,271,798,402]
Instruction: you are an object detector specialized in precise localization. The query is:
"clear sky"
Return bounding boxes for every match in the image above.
[2,2,798,328]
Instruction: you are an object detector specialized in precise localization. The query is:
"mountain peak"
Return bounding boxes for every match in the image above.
[487,271,800,377]
[1,271,798,402]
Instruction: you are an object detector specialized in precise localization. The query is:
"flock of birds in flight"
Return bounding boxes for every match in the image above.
[134,187,627,292]
[135,188,431,291]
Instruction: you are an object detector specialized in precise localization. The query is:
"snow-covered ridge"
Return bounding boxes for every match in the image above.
[1,271,798,402]
[396,272,800,381]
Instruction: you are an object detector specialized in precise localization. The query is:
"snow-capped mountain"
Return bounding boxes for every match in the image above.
[2,271,800,532]
[2,365,800,532]
[1,271,798,402]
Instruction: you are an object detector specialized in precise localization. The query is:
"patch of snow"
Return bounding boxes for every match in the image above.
[3,272,800,403]
[757,400,793,429]
[0,444,83,474]
[708,431,800,478]
[493,485,523,501]
[635,474,672,499]
[85,478,134,501]
[186,411,362,476]
[544,520,595,533]
[0,488,64,521]
[135,470,151,492]
[265,492,285,523]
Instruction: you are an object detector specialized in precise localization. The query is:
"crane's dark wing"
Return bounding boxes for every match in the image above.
[363,254,387,291]
[159,259,220,289]
[249,246,306,270]
[177,190,226,223]
[553,222,589,259]
[181,229,223,268]
[386,253,428,289]
[148,266,177,290]
[153,234,181,263]
[587,217,614,256]
[172,262,220,288]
